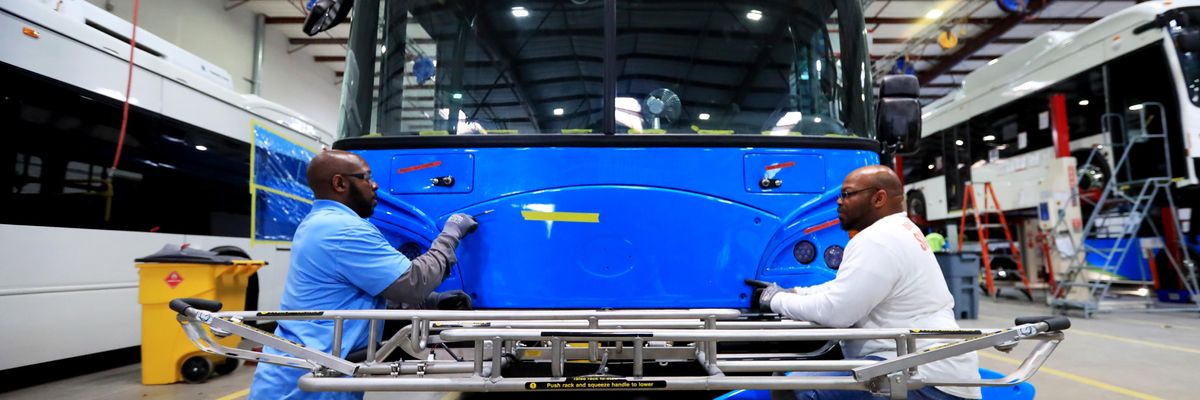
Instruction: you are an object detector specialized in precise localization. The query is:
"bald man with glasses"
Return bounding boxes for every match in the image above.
[250,150,478,400]
[759,165,981,400]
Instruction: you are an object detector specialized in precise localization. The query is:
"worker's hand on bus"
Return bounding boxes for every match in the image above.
[442,213,478,240]
[421,290,473,310]
[748,279,787,312]
[757,283,785,312]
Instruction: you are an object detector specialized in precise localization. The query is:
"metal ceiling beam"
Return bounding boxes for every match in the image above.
[872,37,1032,45]
[321,52,791,69]
[871,54,1002,61]
[866,17,1099,25]
[428,27,792,43]
[264,16,346,24]
[467,8,544,132]
[728,7,791,109]
[917,0,1057,85]
[290,38,349,45]
[290,37,434,45]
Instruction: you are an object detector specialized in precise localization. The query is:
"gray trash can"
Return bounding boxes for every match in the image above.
[934,252,980,320]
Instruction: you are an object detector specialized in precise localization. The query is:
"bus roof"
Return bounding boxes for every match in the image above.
[4,0,333,143]
[920,0,1198,135]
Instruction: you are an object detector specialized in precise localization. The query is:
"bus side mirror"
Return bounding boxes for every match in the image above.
[303,0,355,36]
[876,75,921,154]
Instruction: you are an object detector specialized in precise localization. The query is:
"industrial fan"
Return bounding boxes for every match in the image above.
[643,88,682,130]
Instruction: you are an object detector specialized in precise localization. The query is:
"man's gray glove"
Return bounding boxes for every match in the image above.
[442,213,478,240]
[420,290,473,310]
[757,283,785,313]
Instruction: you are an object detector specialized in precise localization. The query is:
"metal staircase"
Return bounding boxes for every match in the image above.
[1050,103,1200,317]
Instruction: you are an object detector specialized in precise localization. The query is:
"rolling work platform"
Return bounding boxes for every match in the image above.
[171,298,1070,399]
[1050,103,1200,318]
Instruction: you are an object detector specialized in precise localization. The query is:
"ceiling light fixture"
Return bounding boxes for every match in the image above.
[553,108,564,116]
[698,113,711,120]
[747,9,763,21]
[511,6,529,17]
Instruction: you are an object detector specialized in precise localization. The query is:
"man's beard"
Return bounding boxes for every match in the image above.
[838,207,863,232]
[347,183,374,218]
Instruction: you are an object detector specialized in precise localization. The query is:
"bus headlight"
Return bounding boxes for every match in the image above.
[793,241,817,264]
[824,245,844,269]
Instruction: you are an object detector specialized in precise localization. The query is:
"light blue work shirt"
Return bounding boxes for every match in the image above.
[250,200,411,400]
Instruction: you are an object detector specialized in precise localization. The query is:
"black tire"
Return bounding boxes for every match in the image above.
[989,256,1033,301]
[181,356,213,383]
[208,246,265,329]
[907,190,928,226]
[209,246,250,259]
[214,357,239,375]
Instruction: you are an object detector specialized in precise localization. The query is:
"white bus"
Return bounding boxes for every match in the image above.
[902,1,1200,231]
[0,0,332,379]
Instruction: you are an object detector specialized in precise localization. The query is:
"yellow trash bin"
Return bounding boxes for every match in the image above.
[136,246,265,384]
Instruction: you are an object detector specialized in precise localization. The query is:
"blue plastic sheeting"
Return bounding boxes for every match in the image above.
[254,125,315,199]
[353,144,876,309]
[255,189,313,242]
[253,123,315,242]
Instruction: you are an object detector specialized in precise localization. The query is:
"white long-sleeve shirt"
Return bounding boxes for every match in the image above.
[770,212,981,399]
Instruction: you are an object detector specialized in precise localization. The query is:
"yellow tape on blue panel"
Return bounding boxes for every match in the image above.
[521,211,600,223]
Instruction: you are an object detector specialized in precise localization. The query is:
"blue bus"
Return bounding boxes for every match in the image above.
[319,0,919,310]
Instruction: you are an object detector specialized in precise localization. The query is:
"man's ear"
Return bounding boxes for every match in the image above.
[331,175,348,193]
[873,190,888,208]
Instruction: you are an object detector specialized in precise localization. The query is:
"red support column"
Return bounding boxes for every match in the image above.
[1049,93,1071,158]
[894,154,904,187]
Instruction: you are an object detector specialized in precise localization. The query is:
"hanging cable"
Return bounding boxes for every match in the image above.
[110,0,141,172]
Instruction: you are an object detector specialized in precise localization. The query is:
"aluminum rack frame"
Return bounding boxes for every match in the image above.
[171,298,1068,399]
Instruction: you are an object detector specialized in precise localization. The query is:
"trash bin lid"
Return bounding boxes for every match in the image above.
[135,244,238,264]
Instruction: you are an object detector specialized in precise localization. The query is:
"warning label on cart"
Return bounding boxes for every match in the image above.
[256,311,325,317]
[524,377,666,391]
[164,271,183,289]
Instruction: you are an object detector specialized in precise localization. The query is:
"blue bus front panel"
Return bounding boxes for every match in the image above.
[353,144,877,309]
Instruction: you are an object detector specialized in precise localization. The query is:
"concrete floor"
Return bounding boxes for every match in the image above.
[3,299,1197,400]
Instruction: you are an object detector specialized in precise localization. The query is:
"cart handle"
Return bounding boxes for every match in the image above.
[1015,315,1071,332]
[170,298,224,315]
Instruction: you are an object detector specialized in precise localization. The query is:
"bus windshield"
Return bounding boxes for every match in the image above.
[1169,7,1200,106]
[337,0,872,138]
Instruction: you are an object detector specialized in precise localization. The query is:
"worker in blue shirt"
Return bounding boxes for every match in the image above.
[249,150,478,400]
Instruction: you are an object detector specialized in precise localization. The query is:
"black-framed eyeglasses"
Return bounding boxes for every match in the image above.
[839,187,880,201]
[340,172,374,183]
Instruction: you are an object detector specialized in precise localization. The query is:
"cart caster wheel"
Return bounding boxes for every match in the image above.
[214,358,240,375]
[181,356,213,383]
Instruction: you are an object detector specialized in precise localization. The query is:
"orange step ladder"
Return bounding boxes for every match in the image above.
[957,182,1033,299]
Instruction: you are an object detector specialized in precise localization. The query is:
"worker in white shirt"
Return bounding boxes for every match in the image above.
[759,165,981,400]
